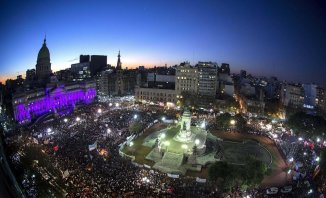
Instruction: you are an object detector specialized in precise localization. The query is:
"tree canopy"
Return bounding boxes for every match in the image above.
[234,114,247,132]
[320,149,326,178]
[129,122,143,134]
[216,113,231,129]
[287,112,326,138]
[208,157,268,191]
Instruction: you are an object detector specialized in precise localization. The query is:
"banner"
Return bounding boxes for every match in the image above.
[196,177,206,183]
[144,164,151,169]
[33,138,39,144]
[88,141,97,151]
[167,173,179,178]
[63,170,70,178]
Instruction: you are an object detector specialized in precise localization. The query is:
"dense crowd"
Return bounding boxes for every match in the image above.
[2,101,326,197]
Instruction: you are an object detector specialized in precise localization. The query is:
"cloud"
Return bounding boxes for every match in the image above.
[67,57,79,62]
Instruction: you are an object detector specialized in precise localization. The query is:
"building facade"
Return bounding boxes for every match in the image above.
[135,87,177,105]
[175,62,198,98]
[281,83,304,108]
[12,81,96,124]
[197,62,218,106]
[97,51,140,96]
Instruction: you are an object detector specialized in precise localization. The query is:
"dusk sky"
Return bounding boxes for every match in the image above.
[0,0,326,86]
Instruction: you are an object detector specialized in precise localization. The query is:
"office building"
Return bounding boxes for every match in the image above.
[175,62,198,98]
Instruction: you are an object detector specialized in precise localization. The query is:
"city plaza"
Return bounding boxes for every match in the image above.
[3,96,317,197]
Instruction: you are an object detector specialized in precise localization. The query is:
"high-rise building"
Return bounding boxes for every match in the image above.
[281,83,304,108]
[90,55,107,76]
[71,62,91,81]
[80,55,90,63]
[240,70,247,79]
[303,83,317,109]
[218,63,230,75]
[217,63,234,97]
[197,62,218,97]
[16,75,24,88]
[316,86,325,111]
[175,62,198,98]
[35,37,52,81]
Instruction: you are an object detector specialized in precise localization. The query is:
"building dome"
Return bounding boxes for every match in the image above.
[37,38,50,62]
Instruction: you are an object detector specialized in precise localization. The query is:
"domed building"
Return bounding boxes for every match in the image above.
[36,37,52,80]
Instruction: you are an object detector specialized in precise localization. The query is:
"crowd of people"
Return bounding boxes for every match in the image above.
[2,100,326,197]
[5,103,226,197]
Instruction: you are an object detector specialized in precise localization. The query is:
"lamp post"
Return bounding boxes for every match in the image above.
[230,119,236,132]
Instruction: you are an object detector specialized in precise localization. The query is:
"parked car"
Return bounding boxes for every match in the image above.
[281,185,292,193]
[266,187,279,195]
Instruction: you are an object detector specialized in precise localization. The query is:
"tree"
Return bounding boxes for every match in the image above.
[287,112,326,138]
[320,149,326,178]
[242,156,268,187]
[129,122,142,134]
[209,157,268,191]
[181,91,198,108]
[234,114,247,132]
[208,161,231,181]
[216,113,231,129]
[264,99,282,117]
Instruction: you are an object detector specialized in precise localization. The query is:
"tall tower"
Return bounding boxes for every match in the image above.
[36,37,52,81]
[116,50,122,70]
[116,51,124,95]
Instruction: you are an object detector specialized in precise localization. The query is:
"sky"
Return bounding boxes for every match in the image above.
[0,0,326,86]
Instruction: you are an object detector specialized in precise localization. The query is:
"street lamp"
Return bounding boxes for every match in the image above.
[195,139,200,145]
[107,128,111,134]
[134,114,138,119]
[266,124,272,130]
[76,117,80,122]
[160,133,166,139]
[230,120,236,125]
[182,144,188,152]
[201,121,206,129]
[63,118,68,123]
[97,108,102,113]
[161,116,166,121]
[317,137,321,143]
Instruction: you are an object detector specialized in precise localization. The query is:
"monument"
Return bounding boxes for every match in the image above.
[142,109,220,174]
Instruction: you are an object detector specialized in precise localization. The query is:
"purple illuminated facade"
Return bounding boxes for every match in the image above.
[13,82,96,124]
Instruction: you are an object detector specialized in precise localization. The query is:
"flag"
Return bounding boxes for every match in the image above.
[196,177,206,183]
[63,170,70,178]
[88,141,97,151]
[33,138,39,144]
[53,145,59,152]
